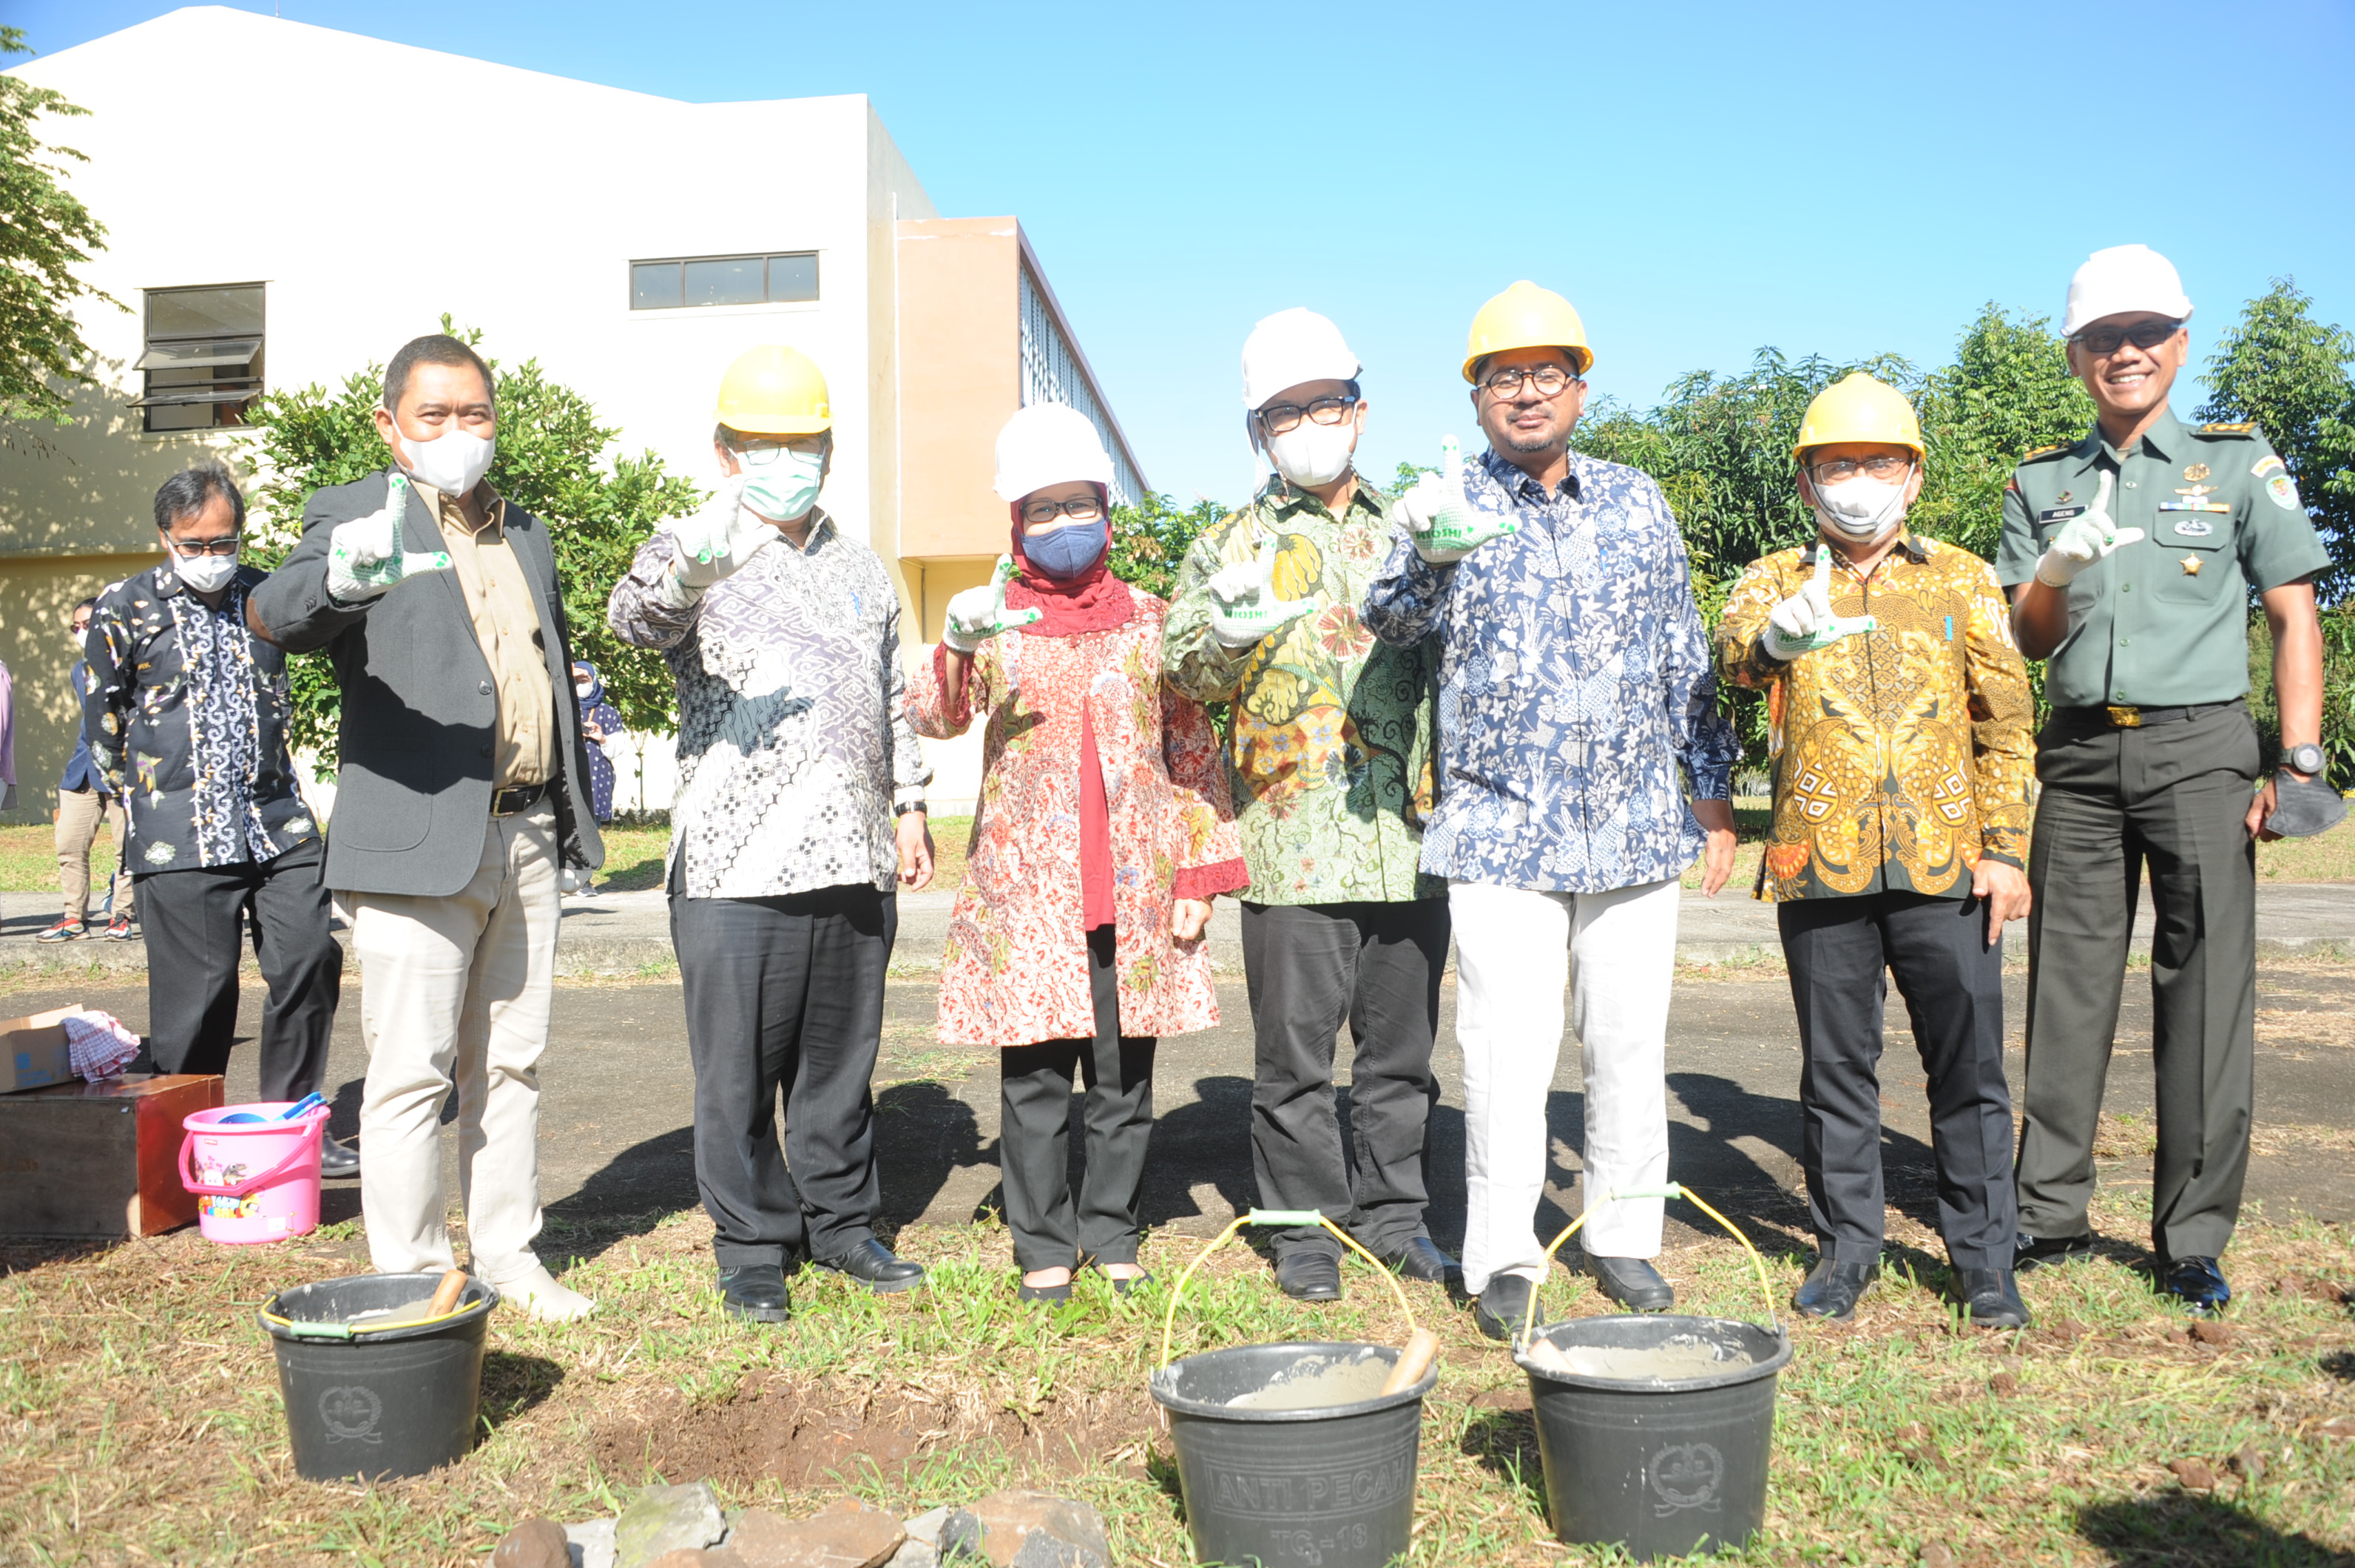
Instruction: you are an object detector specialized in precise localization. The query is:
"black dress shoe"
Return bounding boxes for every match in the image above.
[817,1237,926,1294]
[2014,1232,2095,1272]
[1953,1268,2030,1328]
[317,1137,360,1180]
[1472,1273,1541,1342]
[1378,1237,1459,1283]
[2158,1255,2231,1315]
[1275,1250,1342,1302]
[1581,1251,1675,1311]
[1792,1257,1878,1320]
[1089,1263,1153,1296]
[717,1263,791,1322]
[1017,1279,1072,1304]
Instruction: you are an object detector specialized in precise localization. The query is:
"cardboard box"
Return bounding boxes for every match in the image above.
[0,1074,224,1237]
[0,1007,83,1095]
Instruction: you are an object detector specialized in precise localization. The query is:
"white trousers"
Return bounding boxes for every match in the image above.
[351,802,559,1285]
[1450,877,1679,1294]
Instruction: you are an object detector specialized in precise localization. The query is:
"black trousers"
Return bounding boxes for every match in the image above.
[1780,890,2016,1271]
[2016,704,2260,1262]
[672,882,895,1269]
[137,839,342,1103]
[999,925,1157,1273]
[1240,898,1448,1260]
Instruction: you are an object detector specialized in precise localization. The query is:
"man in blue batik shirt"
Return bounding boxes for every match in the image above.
[1365,282,1740,1340]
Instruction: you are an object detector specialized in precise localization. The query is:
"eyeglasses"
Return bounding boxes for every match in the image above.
[734,437,826,467]
[1021,494,1105,526]
[1809,455,1914,484]
[1479,364,1577,399]
[1256,396,1358,436]
[168,535,242,558]
[2072,319,2182,356]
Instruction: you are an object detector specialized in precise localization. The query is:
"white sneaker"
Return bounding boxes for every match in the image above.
[496,1263,596,1322]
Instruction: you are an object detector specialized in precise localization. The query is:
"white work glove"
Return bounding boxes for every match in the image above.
[1206,537,1316,649]
[1396,436,1518,564]
[325,475,453,602]
[1762,553,1877,662]
[669,474,779,593]
[2033,470,2143,587]
[942,555,1043,654]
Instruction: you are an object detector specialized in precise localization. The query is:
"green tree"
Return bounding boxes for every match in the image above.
[240,321,704,765]
[2194,278,2355,601]
[0,27,121,437]
[1912,305,2094,564]
[1108,489,1227,600]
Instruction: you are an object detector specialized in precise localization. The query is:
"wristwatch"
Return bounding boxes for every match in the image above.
[893,800,928,817]
[2284,743,2326,777]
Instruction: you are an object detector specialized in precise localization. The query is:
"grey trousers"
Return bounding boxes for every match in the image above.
[1781,891,2016,1271]
[1241,898,1448,1260]
[2016,704,2260,1262]
[999,925,1157,1273]
[672,882,895,1269]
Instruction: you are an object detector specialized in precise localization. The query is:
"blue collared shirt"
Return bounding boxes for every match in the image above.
[1362,447,1737,893]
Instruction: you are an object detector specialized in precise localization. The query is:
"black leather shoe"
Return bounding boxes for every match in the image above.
[1792,1257,1879,1320]
[317,1137,360,1180]
[1581,1251,1675,1311]
[2014,1232,2095,1272]
[1953,1268,2030,1328]
[1275,1250,1342,1302]
[817,1237,926,1294]
[718,1263,791,1322]
[1089,1264,1153,1297]
[2159,1255,2231,1315]
[1472,1273,1541,1342]
[1017,1279,1072,1304]
[1378,1237,1459,1284]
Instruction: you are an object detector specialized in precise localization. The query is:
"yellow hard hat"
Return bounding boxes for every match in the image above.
[1462,280,1592,382]
[714,344,832,436]
[1792,373,1923,460]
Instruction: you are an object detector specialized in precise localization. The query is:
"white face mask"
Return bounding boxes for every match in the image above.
[1811,474,1910,540]
[1264,419,1356,488]
[398,425,497,499]
[172,547,237,593]
[738,447,825,521]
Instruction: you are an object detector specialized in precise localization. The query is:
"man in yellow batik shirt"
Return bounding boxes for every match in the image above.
[1717,374,2036,1328]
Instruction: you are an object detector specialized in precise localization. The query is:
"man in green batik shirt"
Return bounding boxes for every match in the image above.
[1164,308,1453,1303]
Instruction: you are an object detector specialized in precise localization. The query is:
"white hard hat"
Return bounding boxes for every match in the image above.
[1241,308,1360,410]
[993,402,1114,503]
[2063,244,2193,338]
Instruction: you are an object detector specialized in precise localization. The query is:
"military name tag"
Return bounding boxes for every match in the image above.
[2172,518,2216,537]
[2038,505,2086,523]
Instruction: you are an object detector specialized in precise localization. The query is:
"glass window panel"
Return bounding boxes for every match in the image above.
[630,262,683,311]
[144,402,214,432]
[147,285,263,339]
[683,257,765,308]
[766,253,819,303]
[133,338,260,372]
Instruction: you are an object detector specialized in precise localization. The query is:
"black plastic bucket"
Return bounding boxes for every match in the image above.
[257,1272,499,1481]
[1151,1340,1435,1568]
[1513,1314,1791,1561]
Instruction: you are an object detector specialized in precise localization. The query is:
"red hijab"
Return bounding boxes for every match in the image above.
[1002,489,1135,636]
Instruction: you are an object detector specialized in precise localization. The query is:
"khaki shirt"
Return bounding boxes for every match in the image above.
[419,480,553,788]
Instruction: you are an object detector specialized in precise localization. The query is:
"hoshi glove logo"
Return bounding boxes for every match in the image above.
[320,1385,384,1444]
[1648,1441,1724,1515]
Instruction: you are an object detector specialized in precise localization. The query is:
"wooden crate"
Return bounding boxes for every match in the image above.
[0,1075,225,1238]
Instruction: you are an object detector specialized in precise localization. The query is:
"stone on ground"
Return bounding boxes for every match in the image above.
[569,1516,619,1568]
[965,1492,1109,1568]
[725,1498,905,1568]
[493,1517,570,1568]
[616,1482,728,1567]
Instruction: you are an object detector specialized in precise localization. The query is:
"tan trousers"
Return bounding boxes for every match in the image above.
[349,801,558,1285]
[56,787,133,922]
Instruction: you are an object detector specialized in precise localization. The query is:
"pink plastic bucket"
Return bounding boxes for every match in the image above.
[179,1102,328,1244]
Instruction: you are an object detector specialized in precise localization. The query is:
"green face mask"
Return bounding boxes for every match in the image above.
[739,447,824,521]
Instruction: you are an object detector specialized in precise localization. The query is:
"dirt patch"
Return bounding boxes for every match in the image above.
[589,1372,1162,1491]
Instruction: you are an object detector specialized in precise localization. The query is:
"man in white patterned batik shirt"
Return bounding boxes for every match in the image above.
[609,345,935,1324]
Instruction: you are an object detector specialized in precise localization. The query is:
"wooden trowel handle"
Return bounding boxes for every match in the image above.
[1379,1329,1441,1396]
[426,1268,467,1317]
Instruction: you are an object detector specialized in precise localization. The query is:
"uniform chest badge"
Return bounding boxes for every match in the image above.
[2172,517,2216,536]
[2181,554,2203,575]
[2183,463,2210,482]
[2055,490,2072,505]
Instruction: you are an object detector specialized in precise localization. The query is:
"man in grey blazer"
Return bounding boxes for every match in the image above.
[248,334,604,1320]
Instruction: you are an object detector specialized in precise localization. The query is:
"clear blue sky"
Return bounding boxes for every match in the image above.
[15,0,2355,503]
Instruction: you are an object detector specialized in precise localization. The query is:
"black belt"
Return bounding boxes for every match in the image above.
[491,780,548,817]
[2056,700,2240,730]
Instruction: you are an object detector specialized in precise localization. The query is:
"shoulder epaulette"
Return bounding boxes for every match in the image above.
[2021,442,2072,462]
[2196,420,2258,436]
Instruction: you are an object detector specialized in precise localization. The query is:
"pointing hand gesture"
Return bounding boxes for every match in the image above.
[1763,552,1878,661]
[942,555,1043,654]
[671,473,781,593]
[2034,470,2144,587]
[1397,436,1517,564]
[1206,535,1317,649]
[326,475,453,603]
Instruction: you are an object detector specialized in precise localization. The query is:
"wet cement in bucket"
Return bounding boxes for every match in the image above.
[1524,1334,1754,1382]
[1223,1350,1395,1410]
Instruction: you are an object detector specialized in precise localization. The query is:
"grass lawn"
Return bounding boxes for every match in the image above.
[1,1190,2350,1566]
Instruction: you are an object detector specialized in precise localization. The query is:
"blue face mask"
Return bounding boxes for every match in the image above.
[1024,519,1106,579]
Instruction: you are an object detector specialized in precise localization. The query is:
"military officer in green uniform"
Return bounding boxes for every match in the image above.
[1998,244,2337,1314]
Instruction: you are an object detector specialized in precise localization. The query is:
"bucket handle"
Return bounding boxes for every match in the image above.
[178,1111,325,1198]
[1519,1183,1781,1350]
[1158,1209,1419,1371]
